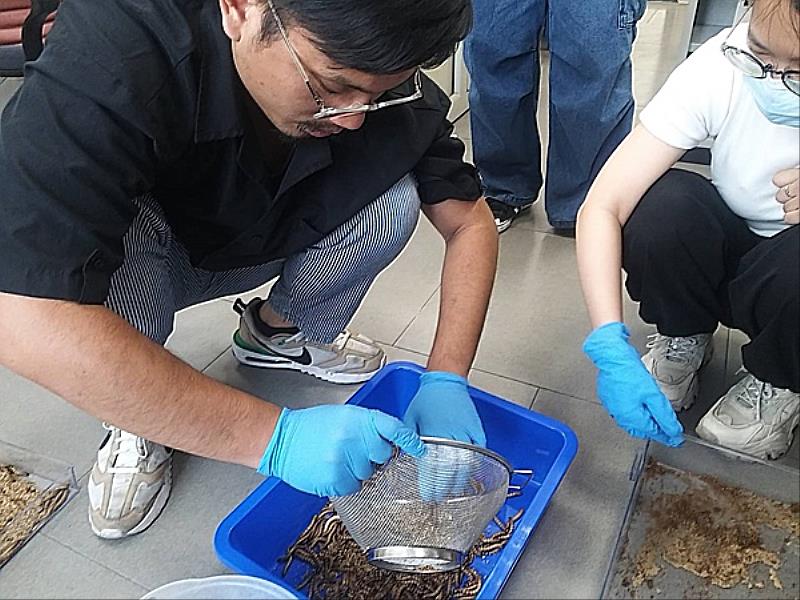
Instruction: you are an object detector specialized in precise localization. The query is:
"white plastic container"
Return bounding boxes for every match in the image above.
[142,575,299,599]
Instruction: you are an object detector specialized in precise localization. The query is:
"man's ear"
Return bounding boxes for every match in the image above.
[219,0,250,42]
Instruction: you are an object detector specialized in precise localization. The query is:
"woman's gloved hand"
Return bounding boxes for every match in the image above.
[583,322,683,447]
[402,371,487,447]
[258,405,425,497]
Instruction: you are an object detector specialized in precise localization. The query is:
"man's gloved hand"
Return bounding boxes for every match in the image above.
[402,371,487,447]
[258,405,425,497]
[583,322,683,447]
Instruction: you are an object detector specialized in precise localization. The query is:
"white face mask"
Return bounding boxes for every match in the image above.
[743,75,800,127]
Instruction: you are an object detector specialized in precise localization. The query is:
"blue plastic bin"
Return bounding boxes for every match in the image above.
[215,361,578,599]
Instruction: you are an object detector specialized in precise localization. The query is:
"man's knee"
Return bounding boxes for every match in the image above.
[349,173,421,266]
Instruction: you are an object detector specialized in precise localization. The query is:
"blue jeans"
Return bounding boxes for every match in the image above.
[464,0,645,227]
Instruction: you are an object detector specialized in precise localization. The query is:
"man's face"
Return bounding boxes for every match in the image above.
[221,0,415,139]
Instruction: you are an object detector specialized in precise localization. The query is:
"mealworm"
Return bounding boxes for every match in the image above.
[282,502,522,599]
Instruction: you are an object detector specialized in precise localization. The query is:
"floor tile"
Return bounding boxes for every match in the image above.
[0,366,104,478]
[348,217,445,345]
[165,299,240,371]
[382,344,539,412]
[383,342,539,409]
[43,455,262,591]
[452,113,471,144]
[633,67,672,109]
[725,328,748,380]
[398,229,646,401]
[631,44,686,76]
[371,346,543,435]
[0,77,22,109]
[501,391,646,599]
[0,535,146,599]
[201,350,361,409]
[381,343,428,365]
[468,369,539,409]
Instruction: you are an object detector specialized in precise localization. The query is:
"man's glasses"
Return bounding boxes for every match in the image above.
[720,7,800,96]
[266,0,424,119]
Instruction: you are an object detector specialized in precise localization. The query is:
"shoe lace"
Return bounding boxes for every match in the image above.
[731,369,776,421]
[282,331,308,345]
[102,423,149,474]
[646,334,701,364]
[332,331,352,351]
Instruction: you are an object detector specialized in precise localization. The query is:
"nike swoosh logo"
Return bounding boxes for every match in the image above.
[256,345,313,366]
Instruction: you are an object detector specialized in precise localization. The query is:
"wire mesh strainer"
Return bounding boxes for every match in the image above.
[331,437,532,573]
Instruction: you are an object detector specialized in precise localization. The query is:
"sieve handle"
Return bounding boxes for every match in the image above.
[507,469,534,498]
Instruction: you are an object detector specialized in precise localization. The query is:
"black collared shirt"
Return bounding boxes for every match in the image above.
[0,0,480,304]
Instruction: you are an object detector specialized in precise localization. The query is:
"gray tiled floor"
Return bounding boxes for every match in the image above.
[502,391,647,600]
[0,536,148,599]
[1,2,797,598]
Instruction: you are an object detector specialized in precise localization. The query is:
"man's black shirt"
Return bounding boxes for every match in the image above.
[0,0,480,303]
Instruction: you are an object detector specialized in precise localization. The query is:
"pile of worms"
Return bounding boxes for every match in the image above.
[1,465,70,566]
[279,503,524,600]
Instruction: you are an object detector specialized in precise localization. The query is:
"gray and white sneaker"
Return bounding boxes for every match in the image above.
[696,371,800,460]
[88,425,173,539]
[642,333,714,411]
[231,298,385,384]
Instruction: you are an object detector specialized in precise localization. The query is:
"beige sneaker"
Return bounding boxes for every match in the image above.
[88,425,172,539]
[642,333,714,411]
[231,298,385,384]
[697,371,800,460]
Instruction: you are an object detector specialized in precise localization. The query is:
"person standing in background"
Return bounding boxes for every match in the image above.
[464,0,645,232]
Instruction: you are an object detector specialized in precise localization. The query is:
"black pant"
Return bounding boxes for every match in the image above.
[623,169,799,392]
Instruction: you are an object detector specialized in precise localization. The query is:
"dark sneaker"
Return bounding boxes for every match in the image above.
[231,298,385,384]
[486,197,532,233]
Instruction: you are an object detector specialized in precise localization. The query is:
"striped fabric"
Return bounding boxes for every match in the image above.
[105,173,421,345]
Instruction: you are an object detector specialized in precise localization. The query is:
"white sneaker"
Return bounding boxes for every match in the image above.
[696,371,800,460]
[642,333,714,411]
[231,298,385,384]
[88,425,173,539]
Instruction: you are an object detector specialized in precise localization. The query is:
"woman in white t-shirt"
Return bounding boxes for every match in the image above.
[576,0,799,459]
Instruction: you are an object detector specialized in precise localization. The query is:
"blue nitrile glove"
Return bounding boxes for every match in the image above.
[402,371,487,447]
[258,405,425,497]
[583,322,684,447]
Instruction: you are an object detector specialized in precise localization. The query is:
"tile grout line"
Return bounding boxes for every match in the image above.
[199,345,233,373]
[467,366,597,405]
[384,341,595,406]
[382,343,428,362]
[39,533,151,591]
[528,386,541,409]
[390,286,440,346]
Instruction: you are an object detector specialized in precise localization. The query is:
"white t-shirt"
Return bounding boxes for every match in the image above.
[639,25,799,237]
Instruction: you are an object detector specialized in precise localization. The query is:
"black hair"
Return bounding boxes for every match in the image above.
[259,0,473,74]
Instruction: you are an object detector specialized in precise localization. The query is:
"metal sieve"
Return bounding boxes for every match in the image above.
[331,437,533,573]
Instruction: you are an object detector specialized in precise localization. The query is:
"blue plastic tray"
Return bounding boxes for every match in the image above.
[215,361,578,599]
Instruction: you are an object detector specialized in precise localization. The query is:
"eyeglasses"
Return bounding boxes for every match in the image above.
[266,0,424,119]
[720,7,800,96]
